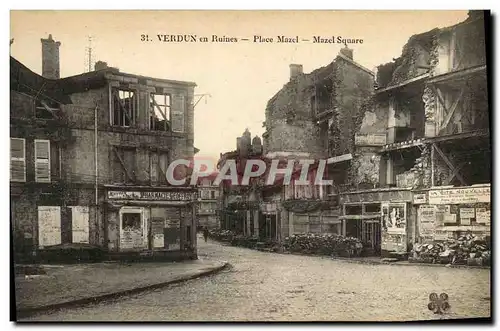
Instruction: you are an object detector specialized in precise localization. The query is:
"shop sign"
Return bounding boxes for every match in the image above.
[354,133,387,146]
[413,192,428,204]
[428,186,490,204]
[382,203,406,234]
[108,190,195,201]
[476,208,490,224]
[418,205,436,238]
[460,208,475,221]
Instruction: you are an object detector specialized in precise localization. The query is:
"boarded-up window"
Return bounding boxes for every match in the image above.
[150,151,169,185]
[38,206,61,247]
[10,138,26,182]
[150,93,171,131]
[35,139,51,183]
[112,89,137,127]
[112,147,136,184]
[71,206,90,244]
[171,94,185,133]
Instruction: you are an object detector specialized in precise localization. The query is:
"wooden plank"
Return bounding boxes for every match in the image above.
[440,85,465,133]
[113,146,134,182]
[444,162,466,185]
[432,143,467,185]
[114,91,133,124]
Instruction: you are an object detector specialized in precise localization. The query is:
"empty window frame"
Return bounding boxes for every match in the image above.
[150,93,171,131]
[112,89,137,127]
[10,138,26,182]
[34,139,51,183]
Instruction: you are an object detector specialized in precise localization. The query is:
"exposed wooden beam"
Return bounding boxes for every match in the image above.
[432,143,467,185]
[444,162,466,185]
[427,65,487,84]
[375,73,430,94]
[113,146,134,182]
[440,85,465,133]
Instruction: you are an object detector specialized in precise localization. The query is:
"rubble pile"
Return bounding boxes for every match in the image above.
[207,229,238,242]
[410,233,491,266]
[283,233,364,257]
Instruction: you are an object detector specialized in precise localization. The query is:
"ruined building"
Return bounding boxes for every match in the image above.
[217,129,264,235]
[11,35,199,262]
[260,48,375,242]
[341,11,490,257]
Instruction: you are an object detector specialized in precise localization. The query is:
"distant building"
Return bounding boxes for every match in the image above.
[260,47,375,242]
[196,172,220,230]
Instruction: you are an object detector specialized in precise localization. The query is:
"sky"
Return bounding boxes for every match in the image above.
[10,10,468,166]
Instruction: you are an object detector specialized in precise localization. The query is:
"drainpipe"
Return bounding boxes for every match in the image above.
[94,104,99,244]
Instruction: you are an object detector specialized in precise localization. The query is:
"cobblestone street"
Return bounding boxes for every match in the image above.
[20,238,491,322]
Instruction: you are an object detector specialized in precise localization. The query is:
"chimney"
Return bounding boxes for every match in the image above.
[94,61,108,71]
[289,64,303,80]
[339,47,353,60]
[41,34,61,79]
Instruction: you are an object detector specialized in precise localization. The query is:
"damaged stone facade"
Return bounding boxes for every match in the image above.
[341,10,491,257]
[11,35,199,262]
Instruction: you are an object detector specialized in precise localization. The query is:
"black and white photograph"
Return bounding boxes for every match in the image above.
[8,8,492,323]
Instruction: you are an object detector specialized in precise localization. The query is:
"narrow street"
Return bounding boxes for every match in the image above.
[20,238,491,322]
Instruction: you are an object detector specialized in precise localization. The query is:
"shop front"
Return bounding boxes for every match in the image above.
[415,184,491,242]
[259,202,279,242]
[340,188,413,257]
[104,186,198,260]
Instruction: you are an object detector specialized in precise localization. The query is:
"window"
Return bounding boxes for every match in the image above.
[112,89,137,127]
[150,93,171,131]
[35,139,51,183]
[35,99,59,119]
[210,190,216,199]
[150,150,169,185]
[122,213,141,230]
[112,146,136,184]
[10,138,26,182]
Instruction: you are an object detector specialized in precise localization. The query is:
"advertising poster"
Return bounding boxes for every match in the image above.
[385,203,406,234]
[418,205,436,241]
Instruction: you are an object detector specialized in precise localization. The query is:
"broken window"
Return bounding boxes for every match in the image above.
[112,89,137,127]
[122,213,141,231]
[150,93,171,131]
[35,99,59,119]
[150,150,169,185]
[112,146,136,184]
[10,138,26,182]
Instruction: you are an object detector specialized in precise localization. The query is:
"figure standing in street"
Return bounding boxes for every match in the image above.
[203,227,209,243]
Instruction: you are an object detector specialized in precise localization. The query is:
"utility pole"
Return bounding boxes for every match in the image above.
[193,94,211,109]
[85,36,94,72]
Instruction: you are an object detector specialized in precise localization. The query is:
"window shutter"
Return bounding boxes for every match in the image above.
[35,140,51,183]
[171,94,185,133]
[10,138,26,182]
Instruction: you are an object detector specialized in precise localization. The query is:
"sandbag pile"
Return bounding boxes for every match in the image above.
[411,233,491,266]
[283,233,364,257]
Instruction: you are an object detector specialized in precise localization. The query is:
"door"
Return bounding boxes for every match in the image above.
[71,206,90,244]
[119,207,146,250]
[38,206,61,248]
[362,220,381,254]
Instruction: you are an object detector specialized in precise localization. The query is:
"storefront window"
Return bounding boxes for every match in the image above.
[122,213,141,230]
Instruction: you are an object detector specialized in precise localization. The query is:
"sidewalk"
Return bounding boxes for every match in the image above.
[329,255,490,269]
[15,258,228,317]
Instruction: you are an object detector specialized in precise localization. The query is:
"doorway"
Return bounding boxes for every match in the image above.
[362,220,381,255]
